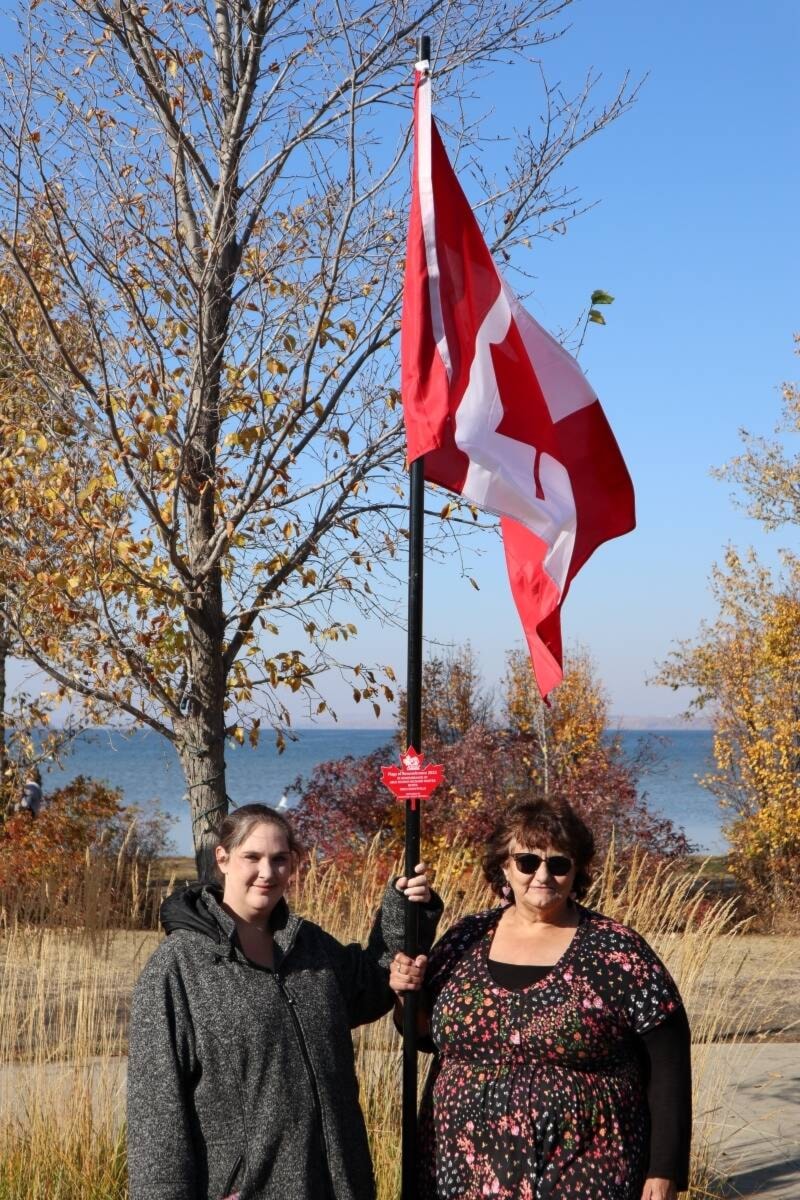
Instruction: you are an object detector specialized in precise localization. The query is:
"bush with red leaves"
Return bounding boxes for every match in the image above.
[292,726,691,867]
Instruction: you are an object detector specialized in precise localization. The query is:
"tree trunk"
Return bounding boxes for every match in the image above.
[0,611,9,814]
[176,567,229,881]
[178,193,240,873]
[177,729,227,882]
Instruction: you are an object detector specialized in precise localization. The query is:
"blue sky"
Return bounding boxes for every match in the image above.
[7,0,799,726]
[339,0,799,723]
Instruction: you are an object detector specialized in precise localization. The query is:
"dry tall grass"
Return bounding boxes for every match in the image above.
[0,841,164,1198]
[0,840,781,1198]
[0,835,172,935]
[0,927,147,1198]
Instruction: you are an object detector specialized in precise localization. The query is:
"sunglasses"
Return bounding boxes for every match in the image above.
[511,853,573,877]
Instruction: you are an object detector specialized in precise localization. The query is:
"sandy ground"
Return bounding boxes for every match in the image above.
[703,1042,800,1198]
[691,934,800,1042]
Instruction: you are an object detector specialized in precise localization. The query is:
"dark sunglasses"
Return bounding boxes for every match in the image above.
[511,853,573,877]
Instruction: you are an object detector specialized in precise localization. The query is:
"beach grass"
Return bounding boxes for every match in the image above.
[0,841,785,1198]
[0,837,173,935]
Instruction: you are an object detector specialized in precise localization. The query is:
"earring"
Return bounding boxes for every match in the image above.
[501,880,512,906]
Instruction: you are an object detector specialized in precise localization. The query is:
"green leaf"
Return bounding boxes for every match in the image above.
[588,309,606,325]
[590,289,615,306]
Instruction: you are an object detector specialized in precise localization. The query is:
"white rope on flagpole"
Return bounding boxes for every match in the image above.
[414,60,452,382]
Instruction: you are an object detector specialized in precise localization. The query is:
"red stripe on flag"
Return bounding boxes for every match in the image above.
[502,400,635,695]
[501,516,563,699]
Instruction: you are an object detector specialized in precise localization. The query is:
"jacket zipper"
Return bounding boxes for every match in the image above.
[221,1152,243,1197]
[275,974,336,1199]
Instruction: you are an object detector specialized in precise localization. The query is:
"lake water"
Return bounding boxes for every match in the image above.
[36,727,725,857]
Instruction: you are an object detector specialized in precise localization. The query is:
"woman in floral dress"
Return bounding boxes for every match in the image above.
[391,799,691,1200]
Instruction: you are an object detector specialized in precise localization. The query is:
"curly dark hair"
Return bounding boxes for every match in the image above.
[482,797,595,901]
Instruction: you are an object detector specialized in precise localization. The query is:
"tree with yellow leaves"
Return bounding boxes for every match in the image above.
[0,1,636,873]
[397,642,494,747]
[503,645,608,788]
[0,216,91,808]
[658,339,800,914]
[502,645,688,857]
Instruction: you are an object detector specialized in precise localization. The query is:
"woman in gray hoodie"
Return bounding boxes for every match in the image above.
[127,803,441,1200]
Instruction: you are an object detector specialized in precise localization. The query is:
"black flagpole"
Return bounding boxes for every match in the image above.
[402,39,429,1200]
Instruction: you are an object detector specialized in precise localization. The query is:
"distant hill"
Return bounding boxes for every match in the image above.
[611,714,713,731]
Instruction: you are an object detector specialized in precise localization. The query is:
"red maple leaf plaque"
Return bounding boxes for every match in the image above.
[380,747,444,811]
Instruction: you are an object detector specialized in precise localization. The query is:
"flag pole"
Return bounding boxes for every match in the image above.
[402,37,430,1199]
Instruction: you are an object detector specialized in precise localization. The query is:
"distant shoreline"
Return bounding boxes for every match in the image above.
[611,716,713,732]
[37,726,725,857]
[45,718,714,734]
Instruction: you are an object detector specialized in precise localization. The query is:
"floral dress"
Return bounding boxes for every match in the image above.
[419,905,683,1200]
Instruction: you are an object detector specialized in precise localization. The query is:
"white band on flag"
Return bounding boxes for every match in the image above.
[415,66,452,381]
[453,289,577,595]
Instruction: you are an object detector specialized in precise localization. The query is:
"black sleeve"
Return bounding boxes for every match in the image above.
[379,880,444,962]
[323,882,444,1029]
[640,1006,692,1192]
[326,932,395,1029]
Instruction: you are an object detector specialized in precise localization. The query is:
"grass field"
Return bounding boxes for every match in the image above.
[0,842,795,1198]
[683,855,731,880]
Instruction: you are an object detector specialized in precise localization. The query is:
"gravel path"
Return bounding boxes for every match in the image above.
[704,1042,800,1198]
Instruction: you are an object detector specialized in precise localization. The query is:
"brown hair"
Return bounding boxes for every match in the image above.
[214,804,304,877]
[482,797,595,901]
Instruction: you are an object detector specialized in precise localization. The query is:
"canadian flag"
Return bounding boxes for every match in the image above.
[400,63,635,699]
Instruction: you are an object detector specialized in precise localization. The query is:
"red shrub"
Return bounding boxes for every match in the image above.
[292,727,691,867]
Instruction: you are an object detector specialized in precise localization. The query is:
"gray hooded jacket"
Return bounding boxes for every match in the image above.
[127,881,442,1200]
